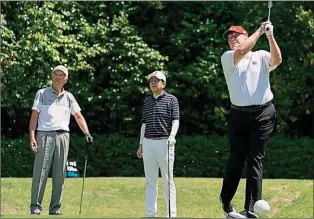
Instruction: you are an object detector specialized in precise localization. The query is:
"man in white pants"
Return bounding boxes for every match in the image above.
[137,71,180,217]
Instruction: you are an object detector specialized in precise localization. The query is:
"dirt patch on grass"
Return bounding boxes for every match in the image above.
[269,185,290,191]
[3,207,19,214]
[269,191,300,216]
[103,188,121,196]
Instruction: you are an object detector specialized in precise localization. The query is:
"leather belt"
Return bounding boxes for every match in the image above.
[146,136,168,140]
[40,130,69,134]
[231,101,273,112]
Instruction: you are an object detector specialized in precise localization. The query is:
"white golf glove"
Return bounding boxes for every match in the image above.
[265,23,273,36]
[167,135,176,147]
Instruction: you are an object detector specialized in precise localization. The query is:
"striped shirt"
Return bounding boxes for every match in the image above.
[142,91,180,138]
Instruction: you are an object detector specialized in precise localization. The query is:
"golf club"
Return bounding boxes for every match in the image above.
[266,0,273,31]
[79,143,89,215]
[167,141,171,218]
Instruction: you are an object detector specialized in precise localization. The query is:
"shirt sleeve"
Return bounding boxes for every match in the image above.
[259,50,278,73]
[170,120,179,137]
[68,92,81,115]
[139,123,146,144]
[32,90,43,113]
[171,96,180,121]
[221,50,236,76]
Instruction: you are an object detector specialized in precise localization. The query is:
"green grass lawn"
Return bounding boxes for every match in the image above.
[1,177,312,218]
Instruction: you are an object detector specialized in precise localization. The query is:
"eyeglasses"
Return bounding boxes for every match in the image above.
[228,33,241,42]
[149,78,162,84]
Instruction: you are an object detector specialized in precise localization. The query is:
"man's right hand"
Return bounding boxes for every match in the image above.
[30,138,38,153]
[137,144,143,158]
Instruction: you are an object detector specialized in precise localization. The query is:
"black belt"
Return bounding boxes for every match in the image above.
[39,130,68,134]
[231,101,273,112]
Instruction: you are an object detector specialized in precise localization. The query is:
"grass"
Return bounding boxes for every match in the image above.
[1,177,313,218]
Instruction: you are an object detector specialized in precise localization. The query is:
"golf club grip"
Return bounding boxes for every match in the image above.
[86,143,89,154]
[265,23,271,32]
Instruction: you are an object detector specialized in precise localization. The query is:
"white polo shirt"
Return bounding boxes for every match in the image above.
[221,50,278,106]
[32,86,81,131]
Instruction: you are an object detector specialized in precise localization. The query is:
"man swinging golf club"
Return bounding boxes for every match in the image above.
[137,71,180,217]
[219,11,282,219]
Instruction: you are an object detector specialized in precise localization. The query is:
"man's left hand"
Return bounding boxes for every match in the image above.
[167,135,176,147]
[85,133,93,144]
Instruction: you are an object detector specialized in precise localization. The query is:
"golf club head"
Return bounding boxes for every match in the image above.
[268,0,273,9]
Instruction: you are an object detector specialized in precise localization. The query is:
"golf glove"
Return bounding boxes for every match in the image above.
[265,23,273,36]
[85,133,93,144]
[167,135,176,147]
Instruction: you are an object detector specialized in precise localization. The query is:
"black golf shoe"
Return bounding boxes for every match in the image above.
[49,210,62,215]
[30,209,41,215]
[240,209,259,218]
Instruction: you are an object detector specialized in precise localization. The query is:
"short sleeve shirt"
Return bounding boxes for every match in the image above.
[141,91,180,138]
[32,86,81,131]
[221,50,278,106]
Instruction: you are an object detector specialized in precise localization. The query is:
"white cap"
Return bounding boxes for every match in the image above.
[53,65,68,76]
[146,71,166,82]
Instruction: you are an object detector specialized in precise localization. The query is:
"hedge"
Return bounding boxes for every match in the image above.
[1,134,313,179]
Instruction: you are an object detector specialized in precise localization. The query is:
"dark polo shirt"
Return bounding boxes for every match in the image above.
[142,91,179,138]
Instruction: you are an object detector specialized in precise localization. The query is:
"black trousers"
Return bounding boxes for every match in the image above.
[220,102,276,211]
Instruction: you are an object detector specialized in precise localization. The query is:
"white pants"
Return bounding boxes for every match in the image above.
[142,138,176,217]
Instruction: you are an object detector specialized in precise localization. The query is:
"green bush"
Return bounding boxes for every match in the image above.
[2,134,313,179]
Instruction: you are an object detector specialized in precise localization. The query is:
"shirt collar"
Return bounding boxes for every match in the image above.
[151,90,166,100]
[49,86,65,96]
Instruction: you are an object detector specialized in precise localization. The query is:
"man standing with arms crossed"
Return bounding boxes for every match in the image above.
[29,65,93,215]
[136,71,180,217]
[219,21,282,218]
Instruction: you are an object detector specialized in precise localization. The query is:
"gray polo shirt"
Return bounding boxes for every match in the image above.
[221,50,278,106]
[32,86,81,131]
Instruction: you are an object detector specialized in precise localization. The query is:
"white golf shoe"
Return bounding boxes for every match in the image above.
[223,205,247,218]
[220,197,247,218]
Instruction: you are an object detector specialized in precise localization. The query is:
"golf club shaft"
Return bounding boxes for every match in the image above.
[79,154,88,214]
[168,143,171,218]
[266,1,272,31]
[268,0,272,21]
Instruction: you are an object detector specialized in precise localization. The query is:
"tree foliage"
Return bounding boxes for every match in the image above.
[1,1,313,138]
